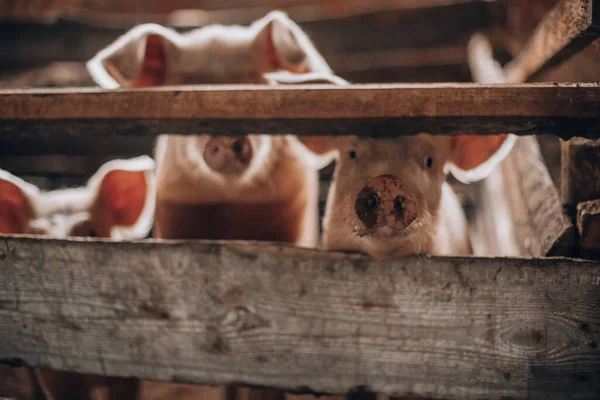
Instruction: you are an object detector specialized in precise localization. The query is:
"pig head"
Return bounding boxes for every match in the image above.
[304,133,515,258]
[87,11,333,248]
[0,156,155,239]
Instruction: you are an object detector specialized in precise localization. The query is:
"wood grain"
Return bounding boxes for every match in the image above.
[0,236,600,399]
[0,2,493,70]
[0,84,598,139]
[577,199,600,259]
[561,138,600,209]
[504,0,600,83]
[466,33,574,257]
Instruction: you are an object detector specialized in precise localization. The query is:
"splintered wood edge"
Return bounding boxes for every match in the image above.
[0,236,599,399]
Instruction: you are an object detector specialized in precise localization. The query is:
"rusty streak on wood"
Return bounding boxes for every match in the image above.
[0,84,598,139]
[0,237,599,398]
[504,0,600,83]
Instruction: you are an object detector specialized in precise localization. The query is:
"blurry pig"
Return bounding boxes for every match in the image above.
[304,133,515,258]
[86,11,333,247]
[0,156,155,400]
[0,156,155,238]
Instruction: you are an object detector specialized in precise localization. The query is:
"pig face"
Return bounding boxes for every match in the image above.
[87,11,333,194]
[307,133,515,258]
[0,156,155,239]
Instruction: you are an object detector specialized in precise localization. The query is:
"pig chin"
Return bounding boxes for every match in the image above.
[353,221,435,258]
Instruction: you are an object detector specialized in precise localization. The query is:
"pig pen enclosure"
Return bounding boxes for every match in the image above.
[0,0,600,399]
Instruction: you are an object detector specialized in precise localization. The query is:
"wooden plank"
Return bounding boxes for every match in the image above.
[561,138,600,209]
[504,0,600,83]
[466,34,574,257]
[0,237,599,399]
[500,137,575,256]
[0,2,494,70]
[0,0,488,19]
[577,199,600,259]
[0,84,598,139]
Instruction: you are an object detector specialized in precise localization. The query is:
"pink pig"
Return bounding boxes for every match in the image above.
[303,132,515,258]
[87,11,333,249]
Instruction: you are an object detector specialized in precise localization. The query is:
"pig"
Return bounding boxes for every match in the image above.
[86,11,333,249]
[0,156,155,400]
[303,133,516,258]
[0,156,155,238]
[86,11,339,400]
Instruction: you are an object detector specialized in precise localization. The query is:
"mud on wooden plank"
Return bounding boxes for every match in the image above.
[0,236,600,399]
[0,84,598,139]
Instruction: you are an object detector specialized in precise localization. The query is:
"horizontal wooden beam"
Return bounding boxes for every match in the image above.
[0,0,489,21]
[0,84,598,139]
[0,2,494,70]
[0,236,599,398]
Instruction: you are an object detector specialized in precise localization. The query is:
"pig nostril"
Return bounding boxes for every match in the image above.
[210,145,219,154]
[355,187,381,228]
[232,139,244,154]
[364,194,378,209]
[394,196,405,216]
[232,138,252,164]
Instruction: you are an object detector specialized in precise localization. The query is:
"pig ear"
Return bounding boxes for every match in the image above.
[0,169,38,234]
[252,11,332,74]
[446,134,517,183]
[286,136,341,170]
[272,72,348,168]
[89,156,156,239]
[87,24,180,89]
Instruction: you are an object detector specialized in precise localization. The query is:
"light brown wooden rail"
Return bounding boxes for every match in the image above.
[0,236,599,399]
[0,84,598,139]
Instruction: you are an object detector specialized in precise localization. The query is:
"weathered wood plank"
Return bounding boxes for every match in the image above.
[0,0,489,19]
[0,84,598,139]
[577,199,600,259]
[466,34,575,257]
[0,237,599,399]
[504,0,600,83]
[0,2,494,70]
[561,138,600,209]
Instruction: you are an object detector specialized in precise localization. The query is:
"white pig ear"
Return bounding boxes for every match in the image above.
[88,156,156,239]
[87,24,180,89]
[252,11,332,74]
[0,169,39,234]
[446,134,517,183]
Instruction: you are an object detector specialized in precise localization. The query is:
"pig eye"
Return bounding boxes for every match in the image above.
[349,150,357,159]
[425,157,433,168]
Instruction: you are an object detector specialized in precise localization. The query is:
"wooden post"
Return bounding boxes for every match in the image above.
[577,199,600,258]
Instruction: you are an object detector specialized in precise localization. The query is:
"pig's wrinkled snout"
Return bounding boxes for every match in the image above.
[203,137,253,173]
[354,174,418,232]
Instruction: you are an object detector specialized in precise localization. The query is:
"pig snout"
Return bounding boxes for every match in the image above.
[354,174,418,232]
[203,137,253,173]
